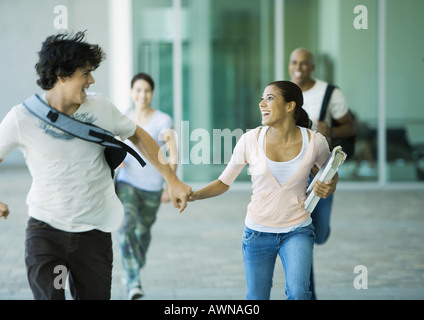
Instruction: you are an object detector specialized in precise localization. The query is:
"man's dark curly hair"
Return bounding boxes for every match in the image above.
[35,31,105,90]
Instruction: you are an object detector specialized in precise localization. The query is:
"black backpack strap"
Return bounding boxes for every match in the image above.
[23,94,146,168]
[319,84,336,121]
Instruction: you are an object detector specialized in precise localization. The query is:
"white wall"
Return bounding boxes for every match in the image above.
[0,0,110,165]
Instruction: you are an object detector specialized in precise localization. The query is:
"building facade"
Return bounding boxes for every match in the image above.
[0,0,423,188]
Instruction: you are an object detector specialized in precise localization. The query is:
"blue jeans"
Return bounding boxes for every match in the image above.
[242,224,315,300]
[311,194,333,245]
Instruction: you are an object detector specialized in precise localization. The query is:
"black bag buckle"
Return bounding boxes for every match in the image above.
[47,111,59,123]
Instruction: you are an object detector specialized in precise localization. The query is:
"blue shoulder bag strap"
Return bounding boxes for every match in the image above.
[23,94,146,173]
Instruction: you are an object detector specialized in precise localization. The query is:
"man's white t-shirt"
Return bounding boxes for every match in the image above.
[116,109,173,192]
[0,92,136,232]
[302,79,349,130]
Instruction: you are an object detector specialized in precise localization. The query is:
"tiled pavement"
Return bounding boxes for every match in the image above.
[0,166,423,300]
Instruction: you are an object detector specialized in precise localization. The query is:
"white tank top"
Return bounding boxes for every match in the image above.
[260,126,309,186]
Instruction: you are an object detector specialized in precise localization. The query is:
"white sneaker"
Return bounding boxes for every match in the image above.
[128,287,144,300]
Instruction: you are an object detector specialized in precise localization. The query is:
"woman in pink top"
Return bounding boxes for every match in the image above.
[189,81,337,300]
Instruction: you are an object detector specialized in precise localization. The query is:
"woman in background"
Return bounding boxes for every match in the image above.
[116,73,178,300]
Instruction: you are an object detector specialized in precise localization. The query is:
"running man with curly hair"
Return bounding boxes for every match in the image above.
[0,32,191,300]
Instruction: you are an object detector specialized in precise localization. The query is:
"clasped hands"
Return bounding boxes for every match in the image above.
[0,202,9,220]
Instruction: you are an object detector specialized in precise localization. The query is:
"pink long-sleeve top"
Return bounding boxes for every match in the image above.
[218,127,330,228]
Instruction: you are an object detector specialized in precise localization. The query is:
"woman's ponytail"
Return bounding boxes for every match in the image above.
[294,106,312,129]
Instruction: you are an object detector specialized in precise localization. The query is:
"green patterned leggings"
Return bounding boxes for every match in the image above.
[116,181,162,290]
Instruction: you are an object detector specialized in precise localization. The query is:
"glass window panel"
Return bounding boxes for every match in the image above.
[385,0,424,182]
[132,0,174,116]
[181,0,275,181]
[337,0,379,181]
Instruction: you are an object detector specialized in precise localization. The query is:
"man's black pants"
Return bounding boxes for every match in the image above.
[25,217,113,300]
